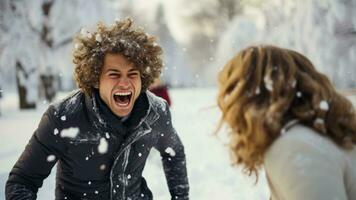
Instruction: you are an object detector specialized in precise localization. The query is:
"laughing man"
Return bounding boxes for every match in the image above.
[6,18,189,200]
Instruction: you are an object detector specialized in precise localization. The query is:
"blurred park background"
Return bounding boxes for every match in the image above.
[0,0,356,109]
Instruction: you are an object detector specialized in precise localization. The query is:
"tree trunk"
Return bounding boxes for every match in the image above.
[40,73,56,102]
[16,61,36,109]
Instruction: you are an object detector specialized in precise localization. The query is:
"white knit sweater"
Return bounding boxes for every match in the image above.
[264,124,356,200]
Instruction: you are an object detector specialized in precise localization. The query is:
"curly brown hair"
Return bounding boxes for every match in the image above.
[217,44,356,180]
[73,17,163,95]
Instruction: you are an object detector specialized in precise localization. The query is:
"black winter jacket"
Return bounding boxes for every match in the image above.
[5,90,189,200]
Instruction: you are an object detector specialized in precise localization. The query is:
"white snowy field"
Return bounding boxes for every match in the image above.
[1,88,355,199]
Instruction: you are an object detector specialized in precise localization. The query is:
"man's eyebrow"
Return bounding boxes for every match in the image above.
[128,68,140,72]
[104,69,120,73]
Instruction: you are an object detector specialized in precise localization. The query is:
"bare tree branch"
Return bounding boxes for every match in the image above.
[53,37,73,49]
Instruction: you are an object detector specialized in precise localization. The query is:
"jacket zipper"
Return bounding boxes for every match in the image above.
[109,124,152,200]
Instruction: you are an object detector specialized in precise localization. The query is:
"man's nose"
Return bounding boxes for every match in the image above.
[117,77,130,88]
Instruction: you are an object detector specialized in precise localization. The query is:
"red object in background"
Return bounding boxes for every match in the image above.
[149,85,171,106]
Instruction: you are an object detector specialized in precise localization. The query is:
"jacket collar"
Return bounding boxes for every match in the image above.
[134,90,160,128]
[84,90,160,132]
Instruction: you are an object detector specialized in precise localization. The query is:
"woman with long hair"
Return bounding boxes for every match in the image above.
[217,45,356,199]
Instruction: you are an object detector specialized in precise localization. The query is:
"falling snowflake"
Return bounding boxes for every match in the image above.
[61,116,67,121]
[95,34,102,42]
[145,67,151,73]
[165,147,176,157]
[255,87,260,94]
[263,75,273,91]
[60,127,79,138]
[296,91,302,97]
[319,100,329,111]
[47,155,56,162]
[54,128,59,135]
[98,138,108,154]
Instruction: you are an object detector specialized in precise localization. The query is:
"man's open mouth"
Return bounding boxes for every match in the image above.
[113,91,132,107]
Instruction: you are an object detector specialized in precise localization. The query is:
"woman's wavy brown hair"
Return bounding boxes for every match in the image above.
[217,44,356,180]
[73,17,163,95]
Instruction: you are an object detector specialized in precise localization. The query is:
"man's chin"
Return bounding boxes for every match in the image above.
[112,106,132,118]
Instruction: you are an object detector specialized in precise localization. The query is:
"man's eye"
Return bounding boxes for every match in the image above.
[129,73,139,77]
[109,74,119,78]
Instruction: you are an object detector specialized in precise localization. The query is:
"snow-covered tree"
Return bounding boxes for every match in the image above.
[2,0,354,95]
[0,0,117,109]
[161,0,244,86]
[291,0,356,88]
[0,0,43,108]
[214,0,356,88]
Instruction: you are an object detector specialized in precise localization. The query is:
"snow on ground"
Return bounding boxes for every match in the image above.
[1,88,355,199]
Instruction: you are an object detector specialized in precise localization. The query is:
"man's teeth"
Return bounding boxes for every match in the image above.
[114,91,131,107]
[114,92,131,96]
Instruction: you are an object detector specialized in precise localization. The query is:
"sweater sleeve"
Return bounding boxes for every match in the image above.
[154,103,189,200]
[5,106,65,200]
[264,129,348,200]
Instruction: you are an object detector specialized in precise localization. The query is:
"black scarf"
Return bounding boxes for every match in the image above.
[93,89,149,138]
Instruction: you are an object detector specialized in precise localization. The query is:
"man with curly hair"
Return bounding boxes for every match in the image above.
[6,18,189,200]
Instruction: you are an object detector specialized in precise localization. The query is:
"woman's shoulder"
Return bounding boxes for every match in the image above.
[264,124,346,174]
[264,124,356,199]
[267,124,341,158]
